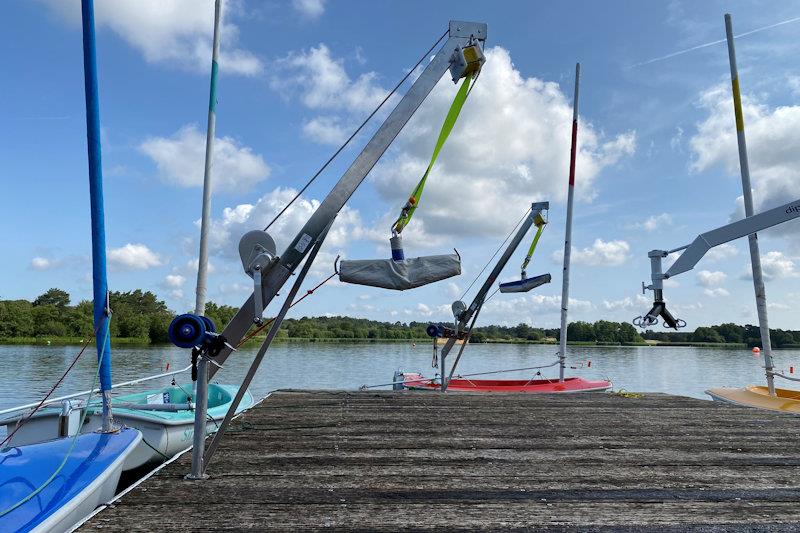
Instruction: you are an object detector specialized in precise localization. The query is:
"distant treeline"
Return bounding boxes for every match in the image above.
[1,289,793,347]
[0,288,236,344]
[641,323,800,348]
[0,288,644,345]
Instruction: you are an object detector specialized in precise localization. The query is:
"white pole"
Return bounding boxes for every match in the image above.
[558,63,580,383]
[195,0,221,318]
[724,14,775,396]
[187,0,221,480]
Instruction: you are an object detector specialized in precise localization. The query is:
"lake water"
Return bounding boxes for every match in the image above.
[2,342,800,412]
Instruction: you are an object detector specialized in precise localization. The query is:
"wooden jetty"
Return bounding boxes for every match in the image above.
[79,390,800,531]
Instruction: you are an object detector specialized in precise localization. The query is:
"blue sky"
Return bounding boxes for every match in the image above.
[3,0,800,330]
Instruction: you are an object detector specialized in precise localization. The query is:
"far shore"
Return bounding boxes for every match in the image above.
[3,336,796,349]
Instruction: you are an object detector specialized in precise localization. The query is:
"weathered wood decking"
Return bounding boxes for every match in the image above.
[81,390,800,531]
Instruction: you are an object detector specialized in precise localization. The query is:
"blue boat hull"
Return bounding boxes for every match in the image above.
[0,427,141,533]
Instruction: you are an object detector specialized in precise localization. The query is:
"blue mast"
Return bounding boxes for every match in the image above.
[81,0,113,430]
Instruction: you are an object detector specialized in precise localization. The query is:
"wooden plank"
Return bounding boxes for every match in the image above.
[78,391,800,531]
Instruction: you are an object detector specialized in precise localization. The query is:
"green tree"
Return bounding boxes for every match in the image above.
[592,320,618,343]
[33,288,70,308]
[714,323,744,343]
[568,321,595,341]
[616,322,642,343]
[692,327,724,343]
[0,300,35,337]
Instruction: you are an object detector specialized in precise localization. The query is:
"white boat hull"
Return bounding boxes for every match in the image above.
[3,411,224,471]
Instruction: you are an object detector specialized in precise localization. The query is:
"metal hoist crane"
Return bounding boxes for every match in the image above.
[165,21,489,477]
[634,198,800,331]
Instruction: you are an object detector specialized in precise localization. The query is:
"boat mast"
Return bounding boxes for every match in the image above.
[558,63,580,383]
[195,0,221,317]
[724,14,775,396]
[188,0,222,481]
[80,0,114,431]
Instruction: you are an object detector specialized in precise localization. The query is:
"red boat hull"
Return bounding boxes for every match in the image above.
[399,373,611,393]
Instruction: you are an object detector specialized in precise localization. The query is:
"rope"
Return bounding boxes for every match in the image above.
[139,436,170,461]
[0,315,111,518]
[236,269,338,348]
[613,389,643,399]
[264,29,449,232]
[483,287,501,305]
[459,207,529,301]
[0,321,102,450]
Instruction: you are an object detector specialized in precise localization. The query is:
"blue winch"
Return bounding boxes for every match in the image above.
[167,313,217,349]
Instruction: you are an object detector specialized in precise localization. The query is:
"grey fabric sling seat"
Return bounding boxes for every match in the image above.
[338,253,461,291]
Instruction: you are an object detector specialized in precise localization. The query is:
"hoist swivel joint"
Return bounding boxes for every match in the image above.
[448,21,487,82]
[633,250,686,330]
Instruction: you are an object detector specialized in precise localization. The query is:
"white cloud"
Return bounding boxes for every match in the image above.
[292,0,325,18]
[478,293,592,327]
[164,274,186,288]
[169,289,184,300]
[41,0,261,75]
[689,83,800,244]
[302,116,347,145]
[601,294,650,311]
[703,287,730,298]
[445,282,461,299]
[206,187,362,259]
[108,243,162,271]
[558,239,630,266]
[741,251,799,281]
[696,270,727,287]
[706,243,738,261]
[371,47,635,238]
[30,257,58,271]
[271,44,387,114]
[416,303,432,317]
[638,213,672,232]
[140,124,269,191]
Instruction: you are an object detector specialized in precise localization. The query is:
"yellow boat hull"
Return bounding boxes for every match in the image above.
[706,385,800,415]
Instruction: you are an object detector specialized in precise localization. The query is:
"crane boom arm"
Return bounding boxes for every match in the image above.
[636,197,800,330]
[666,198,800,279]
[208,22,487,379]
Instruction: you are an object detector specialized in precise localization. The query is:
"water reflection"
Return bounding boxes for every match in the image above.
[2,342,798,411]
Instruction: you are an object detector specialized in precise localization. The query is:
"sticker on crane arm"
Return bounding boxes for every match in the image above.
[295,233,313,253]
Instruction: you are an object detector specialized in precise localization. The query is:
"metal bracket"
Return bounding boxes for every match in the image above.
[239,230,277,324]
[449,21,487,40]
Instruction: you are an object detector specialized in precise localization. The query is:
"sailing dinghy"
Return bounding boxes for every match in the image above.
[1,0,255,471]
[0,2,142,530]
[397,373,612,393]
[2,383,253,469]
[0,428,141,533]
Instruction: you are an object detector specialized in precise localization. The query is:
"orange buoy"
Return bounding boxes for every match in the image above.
[752,347,761,354]
[790,366,794,374]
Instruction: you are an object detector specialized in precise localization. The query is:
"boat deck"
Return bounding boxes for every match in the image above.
[79,390,800,531]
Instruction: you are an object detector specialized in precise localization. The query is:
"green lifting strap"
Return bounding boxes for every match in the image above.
[392,73,473,234]
[521,214,547,275]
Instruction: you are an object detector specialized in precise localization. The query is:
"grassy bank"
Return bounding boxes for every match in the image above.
[0,336,151,346]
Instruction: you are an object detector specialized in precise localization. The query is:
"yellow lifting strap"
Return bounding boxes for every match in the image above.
[392,73,473,234]
[521,212,547,274]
